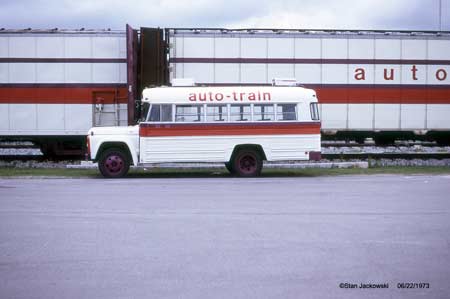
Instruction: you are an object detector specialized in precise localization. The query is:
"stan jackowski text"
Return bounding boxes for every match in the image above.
[339,282,389,289]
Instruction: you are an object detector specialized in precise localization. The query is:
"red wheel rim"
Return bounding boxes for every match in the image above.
[104,154,124,175]
[238,154,257,175]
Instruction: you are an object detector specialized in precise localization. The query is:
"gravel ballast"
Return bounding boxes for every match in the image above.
[1,144,450,169]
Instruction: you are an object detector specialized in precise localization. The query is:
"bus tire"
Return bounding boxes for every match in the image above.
[98,148,130,178]
[232,149,262,177]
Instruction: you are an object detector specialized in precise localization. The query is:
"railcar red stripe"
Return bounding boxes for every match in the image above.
[315,86,450,104]
[0,86,128,104]
[170,58,450,65]
[0,58,126,63]
[1,85,449,104]
[139,122,321,137]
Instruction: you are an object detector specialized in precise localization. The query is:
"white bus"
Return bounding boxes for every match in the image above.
[87,84,321,177]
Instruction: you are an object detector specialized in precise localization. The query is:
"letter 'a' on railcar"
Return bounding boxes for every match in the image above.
[87,81,321,178]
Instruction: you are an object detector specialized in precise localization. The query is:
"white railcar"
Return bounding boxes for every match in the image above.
[3,27,449,157]
[87,85,321,177]
[0,29,130,155]
[168,29,450,144]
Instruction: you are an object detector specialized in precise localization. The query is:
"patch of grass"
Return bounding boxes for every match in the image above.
[0,165,449,178]
[0,168,100,178]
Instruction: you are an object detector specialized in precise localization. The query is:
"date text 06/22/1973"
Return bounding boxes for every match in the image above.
[339,282,430,289]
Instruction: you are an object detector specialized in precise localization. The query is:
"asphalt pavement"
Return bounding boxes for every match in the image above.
[0,175,449,299]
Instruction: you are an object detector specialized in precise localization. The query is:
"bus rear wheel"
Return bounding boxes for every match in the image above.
[232,150,262,177]
[98,148,130,178]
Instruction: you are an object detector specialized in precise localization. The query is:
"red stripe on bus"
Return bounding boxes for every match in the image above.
[0,86,128,104]
[139,122,321,137]
[315,86,450,104]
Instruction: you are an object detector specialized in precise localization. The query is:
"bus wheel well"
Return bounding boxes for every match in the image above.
[230,144,267,161]
[96,142,132,162]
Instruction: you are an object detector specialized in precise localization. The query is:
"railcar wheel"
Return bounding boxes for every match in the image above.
[435,136,450,146]
[39,143,56,158]
[232,150,262,177]
[98,148,130,178]
[374,136,395,146]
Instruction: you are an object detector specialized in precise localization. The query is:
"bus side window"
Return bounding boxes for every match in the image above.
[310,103,320,120]
[230,104,251,122]
[148,104,173,122]
[207,105,227,122]
[254,104,275,121]
[277,104,297,121]
[161,105,173,122]
[148,104,161,121]
[176,105,204,122]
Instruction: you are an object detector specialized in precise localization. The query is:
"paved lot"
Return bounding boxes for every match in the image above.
[0,175,449,299]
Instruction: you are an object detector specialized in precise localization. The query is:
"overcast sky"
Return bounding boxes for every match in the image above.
[1,0,449,31]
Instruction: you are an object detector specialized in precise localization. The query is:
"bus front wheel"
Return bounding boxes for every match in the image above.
[232,150,262,177]
[98,148,130,178]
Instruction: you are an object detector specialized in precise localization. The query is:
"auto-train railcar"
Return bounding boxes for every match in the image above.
[2,27,450,156]
[168,29,450,144]
[0,28,131,155]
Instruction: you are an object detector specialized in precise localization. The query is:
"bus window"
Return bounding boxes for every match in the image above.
[176,105,204,122]
[277,104,297,121]
[230,104,251,122]
[207,105,227,122]
[148,104,160,121]
[161,105,173,121]
[147,104,172,122]
[141,102,150,122]
[254,104,275,121]
[310,103,320,120]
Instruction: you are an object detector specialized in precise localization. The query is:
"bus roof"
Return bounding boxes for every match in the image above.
[142,86,318,104]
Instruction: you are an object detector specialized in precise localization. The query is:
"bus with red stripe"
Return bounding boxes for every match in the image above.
[87,84,321,177]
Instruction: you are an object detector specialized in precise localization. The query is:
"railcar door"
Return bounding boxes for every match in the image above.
[92,90,127,127]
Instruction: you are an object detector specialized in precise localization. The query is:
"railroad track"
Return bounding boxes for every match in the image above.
[322,153,450,160]
[0,144,37,149]
[2,153,450,163]
[321,142,442,148]
[0,155,82,162]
